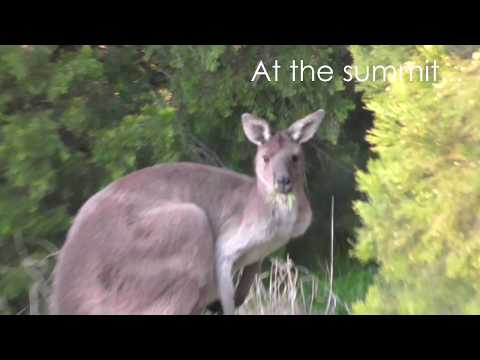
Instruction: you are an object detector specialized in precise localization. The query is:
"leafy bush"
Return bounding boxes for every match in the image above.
[351,45,480,314]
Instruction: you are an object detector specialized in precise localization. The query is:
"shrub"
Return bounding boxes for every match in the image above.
[351,45,480,314]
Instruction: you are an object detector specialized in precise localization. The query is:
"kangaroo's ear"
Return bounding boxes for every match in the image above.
[287,109,325,144]
[241,113,271,146]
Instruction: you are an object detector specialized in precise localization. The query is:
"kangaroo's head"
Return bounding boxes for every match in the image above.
[241,109,325,195]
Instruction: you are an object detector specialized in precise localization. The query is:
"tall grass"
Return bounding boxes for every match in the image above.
[234,256,374,315]
[235,257,319,315]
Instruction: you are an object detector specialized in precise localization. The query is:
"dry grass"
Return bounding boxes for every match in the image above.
[21,251,58,315]
[235,256,321,315]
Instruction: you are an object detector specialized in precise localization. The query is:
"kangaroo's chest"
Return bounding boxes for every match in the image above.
[269,202,298,241]
[235,200,299,269]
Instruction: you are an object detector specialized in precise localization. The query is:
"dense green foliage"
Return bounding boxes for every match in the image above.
[351,45,480,314]
[0,45,182,313]
[0,45,367,314]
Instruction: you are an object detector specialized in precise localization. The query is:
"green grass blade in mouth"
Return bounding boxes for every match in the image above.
[287,193,296,210]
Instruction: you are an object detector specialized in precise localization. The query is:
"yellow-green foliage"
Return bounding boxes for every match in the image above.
[351,45,480,314]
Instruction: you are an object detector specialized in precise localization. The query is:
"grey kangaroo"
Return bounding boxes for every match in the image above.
[50,109,325,315]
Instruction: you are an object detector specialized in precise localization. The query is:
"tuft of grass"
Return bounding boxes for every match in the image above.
[236,256,319,315]
[234,256,375,315]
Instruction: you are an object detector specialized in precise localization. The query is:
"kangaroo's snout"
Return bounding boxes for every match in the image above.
[275,175,292,194]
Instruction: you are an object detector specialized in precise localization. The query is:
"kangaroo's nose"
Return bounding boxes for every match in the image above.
[276,176,292,194]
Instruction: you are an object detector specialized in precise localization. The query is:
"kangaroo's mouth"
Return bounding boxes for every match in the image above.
[275,186,293,195]
[268,192,297,210]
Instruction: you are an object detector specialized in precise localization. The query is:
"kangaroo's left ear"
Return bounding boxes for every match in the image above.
[287,109,325,144]
[241,113,271,146]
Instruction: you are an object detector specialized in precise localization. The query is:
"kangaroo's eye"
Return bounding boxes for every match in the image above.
[292,155,299,163]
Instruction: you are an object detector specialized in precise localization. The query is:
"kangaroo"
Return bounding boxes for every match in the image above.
[50,109,325,315]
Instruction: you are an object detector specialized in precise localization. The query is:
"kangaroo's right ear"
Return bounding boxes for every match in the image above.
[241,113,271,146]
[287,109,325,144]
